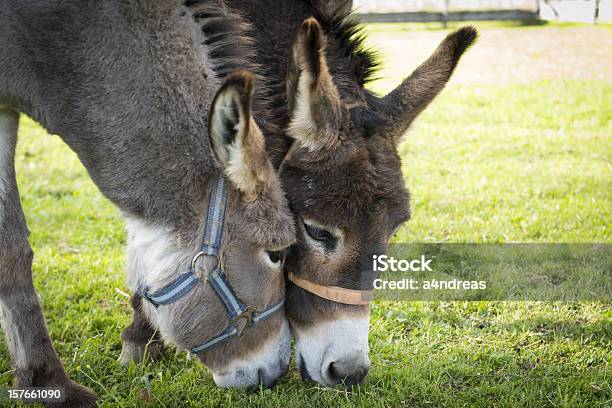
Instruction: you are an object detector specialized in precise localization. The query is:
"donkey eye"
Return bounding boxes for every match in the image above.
[303,220,337,251]
[388,214,410,239]
[265,250,282,267]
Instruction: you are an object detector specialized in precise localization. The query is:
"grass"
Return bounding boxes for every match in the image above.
[1,22,611,407]
[391,80,611,243]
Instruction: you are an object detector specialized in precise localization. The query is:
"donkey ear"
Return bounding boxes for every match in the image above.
[287,18,342,151]
[382,26,477,144]
[208,71,273,200]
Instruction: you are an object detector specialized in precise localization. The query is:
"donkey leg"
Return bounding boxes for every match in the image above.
[119,293,164,365]
[0,109,96,407]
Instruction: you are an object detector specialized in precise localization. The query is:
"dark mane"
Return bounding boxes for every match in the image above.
[300,1,381,86]
[184,0,256,80]
[183,0,279,138]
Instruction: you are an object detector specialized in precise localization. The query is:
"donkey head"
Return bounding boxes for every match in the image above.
[135,72,295,390]
[279,19,477,386]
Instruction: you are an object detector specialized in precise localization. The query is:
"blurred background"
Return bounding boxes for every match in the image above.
[354,0,612,23]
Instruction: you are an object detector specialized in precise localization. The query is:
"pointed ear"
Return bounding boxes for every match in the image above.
[208,71,273,200]
[382,26,477,143]
[287,17,342,151]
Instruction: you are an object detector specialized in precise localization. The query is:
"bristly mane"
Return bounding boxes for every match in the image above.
[299,0,381,87]
[183,0,279,137]
[184,0,257,80]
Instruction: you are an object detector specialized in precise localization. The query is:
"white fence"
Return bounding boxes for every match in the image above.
[354,0,537,12]
[353,0,612,23]
[540,1,612,23]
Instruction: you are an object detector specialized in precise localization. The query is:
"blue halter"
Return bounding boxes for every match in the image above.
[138,174,285,354]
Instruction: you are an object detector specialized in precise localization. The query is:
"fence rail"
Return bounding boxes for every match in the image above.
[353,0,612,24]
[354,0,537,13]
[357,9,538,23]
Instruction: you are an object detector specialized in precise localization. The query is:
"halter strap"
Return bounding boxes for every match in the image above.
[139,272,199,308]
[201,175,227,255]
[287,272,372,306]
[208,268,247,318]
[191,298,285,354]
[138,173,284,354]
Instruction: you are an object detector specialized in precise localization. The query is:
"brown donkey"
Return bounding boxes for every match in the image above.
[226,1,477,386]
[0,1,296,405]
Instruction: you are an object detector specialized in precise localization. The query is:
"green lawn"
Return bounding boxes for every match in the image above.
[1,22,611,407]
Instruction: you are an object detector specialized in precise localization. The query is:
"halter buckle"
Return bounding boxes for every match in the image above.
[230,306,257,337]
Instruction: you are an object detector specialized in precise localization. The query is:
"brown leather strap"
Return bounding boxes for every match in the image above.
[287,272,372,306]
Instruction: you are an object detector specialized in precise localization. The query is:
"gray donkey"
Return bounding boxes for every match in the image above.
[0,1,297,405]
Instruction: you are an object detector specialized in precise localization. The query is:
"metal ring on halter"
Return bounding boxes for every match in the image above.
[191,251,220,270]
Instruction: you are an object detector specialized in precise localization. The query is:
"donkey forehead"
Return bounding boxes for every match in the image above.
[229,182,296,249]
[284,140,408,229]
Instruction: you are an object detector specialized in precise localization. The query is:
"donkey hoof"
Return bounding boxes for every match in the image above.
[119,340,164,365]
[47,380,97,408]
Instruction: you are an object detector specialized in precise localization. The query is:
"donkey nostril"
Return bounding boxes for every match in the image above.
[256,367,284,390]
[298,355,312,381]
[257,368,264,384]
[246,369,264,393]
[263,375,280,390]
[279,358,290,378]
[326,361,369,387]
[343,367,369,387]
[328,362,341,383]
